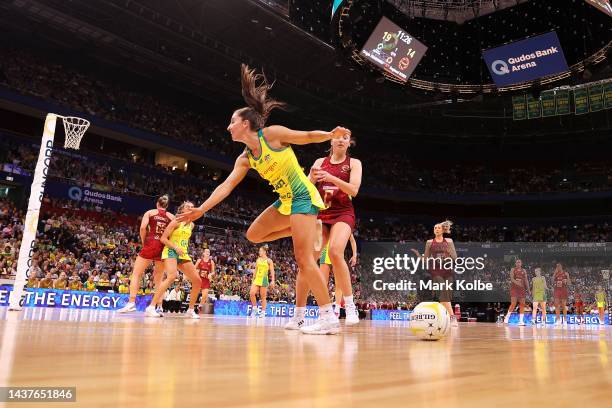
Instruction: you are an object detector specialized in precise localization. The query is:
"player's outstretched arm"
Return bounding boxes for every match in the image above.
[178,154,250,222]
[266,125,351,146]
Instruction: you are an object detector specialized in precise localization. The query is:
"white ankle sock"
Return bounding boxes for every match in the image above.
[343,295,354,306]
[319,303,334,318]
[295,307,306,318]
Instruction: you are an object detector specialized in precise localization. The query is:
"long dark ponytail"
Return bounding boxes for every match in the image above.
[237,64,286,130]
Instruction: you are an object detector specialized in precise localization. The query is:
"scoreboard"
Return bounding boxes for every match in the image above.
[360,16,428,82]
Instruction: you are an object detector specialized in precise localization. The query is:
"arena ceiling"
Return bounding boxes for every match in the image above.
[0,0,610,139]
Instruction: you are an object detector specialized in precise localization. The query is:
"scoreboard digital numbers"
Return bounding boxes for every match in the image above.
[360,16,428,82]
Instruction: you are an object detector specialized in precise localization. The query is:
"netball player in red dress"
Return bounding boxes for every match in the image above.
[553,263,570,325]
[285,133,362,330]
[118,195,174,313]
[503,259,530,325]
[411,221,458,327]
[574,292,584,324]
[195,248,215,313]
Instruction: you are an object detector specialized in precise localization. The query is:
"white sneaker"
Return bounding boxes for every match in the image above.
[554,320,561,326]
[344,304,360,326]
[333,304,341,317]
[117,302,136,314]
[185,309,200,319]
[284,315,305,330]
[314,219,323,251]
[503,315,510,325]
[517,320,525,326]
[300,314,340,335]
[451,315,459,327]
[145,306,162,317]
[258,310,266,318]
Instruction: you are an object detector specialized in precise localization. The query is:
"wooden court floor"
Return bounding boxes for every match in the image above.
[1,307,611,408]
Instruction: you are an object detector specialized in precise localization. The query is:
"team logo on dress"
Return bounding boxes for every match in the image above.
[341,165,350,173]
[264,154,272,162]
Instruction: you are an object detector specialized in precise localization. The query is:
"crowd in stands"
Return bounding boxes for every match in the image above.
[0,197,310,304]
[362,155,610,195]
[1,45,610,310]
[357,220,612,242]
[4,131,611,245]
[0,199,22,279]
[1,45,611,195]
[2,196,610,312]
[1,134,264,225]
[0,46,238,157]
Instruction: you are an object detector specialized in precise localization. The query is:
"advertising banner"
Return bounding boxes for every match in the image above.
[483,32,568,87]
[0,286,151,311]
[45,180,152,214]
[213,300,320,318]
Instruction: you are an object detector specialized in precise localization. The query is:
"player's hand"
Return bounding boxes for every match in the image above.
[177,206,205,223]
[330,126,351,139]
[350,255,358,268]
[312,169,335,183]
[175,247,185,256]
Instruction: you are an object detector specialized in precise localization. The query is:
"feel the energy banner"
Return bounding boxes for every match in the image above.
[0,286,152,311]
[483,31,568,87]
[214,300,319,318]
